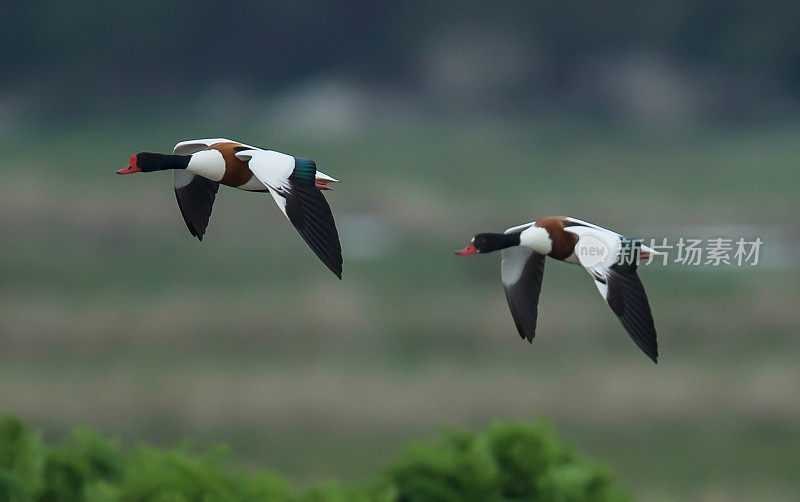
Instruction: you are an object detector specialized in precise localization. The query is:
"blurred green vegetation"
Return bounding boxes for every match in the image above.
[0,415,627,501]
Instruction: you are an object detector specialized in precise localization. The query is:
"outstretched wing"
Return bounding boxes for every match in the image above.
[173,170,219,241]
[501,247,546,342]
[170,140,234,240]
[596,260,659,363]
[235,149,343,278]
[567,226,659,363]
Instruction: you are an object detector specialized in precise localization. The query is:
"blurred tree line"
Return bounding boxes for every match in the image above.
[2,1,799,119]
[0,416,627,501]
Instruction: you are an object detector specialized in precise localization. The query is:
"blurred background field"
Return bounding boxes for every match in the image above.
[1,2,799,501]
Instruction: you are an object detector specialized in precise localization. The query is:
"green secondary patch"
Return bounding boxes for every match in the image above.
[291,158,317,183]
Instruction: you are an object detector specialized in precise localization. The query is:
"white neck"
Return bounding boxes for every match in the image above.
[186,150,226,181]
[519,226,552,254]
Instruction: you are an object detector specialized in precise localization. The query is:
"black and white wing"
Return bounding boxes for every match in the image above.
[501,246,546,342]
[595,261,658,363]
[566,226,659,363]
[171,139,238,240]
[173,170,219,241]
[235,149,343,278]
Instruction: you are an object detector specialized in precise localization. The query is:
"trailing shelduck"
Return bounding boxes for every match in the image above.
[118,138,342,278]
[456,216,659,362]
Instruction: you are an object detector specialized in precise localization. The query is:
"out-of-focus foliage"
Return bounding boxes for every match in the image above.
[387,421,628,502]
[0,415,296,501]
[0,415,627,501]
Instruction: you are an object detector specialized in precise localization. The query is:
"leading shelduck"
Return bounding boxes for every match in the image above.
[455,216,659,362]
[118,138,343,278]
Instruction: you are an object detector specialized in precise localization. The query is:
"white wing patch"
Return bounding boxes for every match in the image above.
[235,149,294,187]
[564,225,621,301]
[235,149,297,219]
[501,246,534,286]
[564,226,621,270]
[173,169,195,189]
[270,191,288,216]
[565,216,656,255]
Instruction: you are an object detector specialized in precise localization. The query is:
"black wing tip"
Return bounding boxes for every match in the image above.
[510,318,537,344]
[643,344,659,363]
[307,243,343,279]
[185,224,204,240]
[624,329,659,363]
[313,247,342,279]
[174,176,218,243]
[283,181,343,279]
[626,327,658,363]
[515,326,535,343]
[605,269,659,364]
